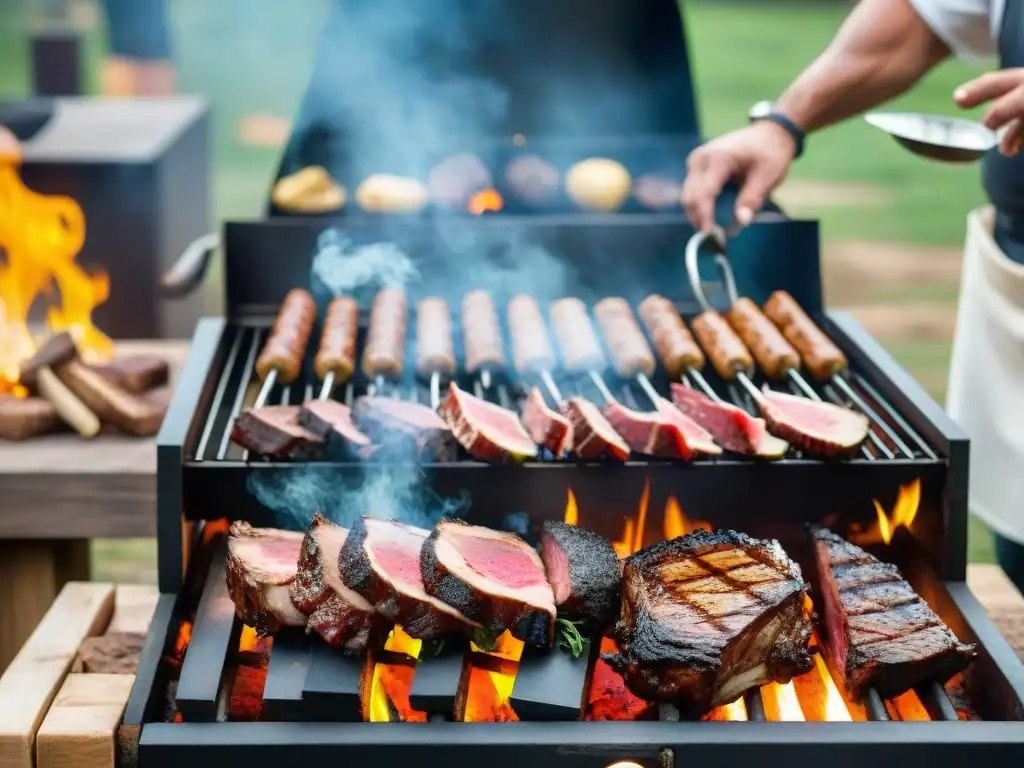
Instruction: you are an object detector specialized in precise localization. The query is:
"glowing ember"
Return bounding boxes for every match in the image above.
[889,690,931,721]
[173,620,193,659]
[703,697,748,722]
[367,626,427,722]
[0,151,112,395]
[761,681,805,721]
[563,488,579,526]
[468,188,503,215]
[791,650,854,722]
[463,631,523,722]
[586,637,656,721]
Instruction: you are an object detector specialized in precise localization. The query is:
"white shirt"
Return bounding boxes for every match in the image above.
[909,0,1004,61]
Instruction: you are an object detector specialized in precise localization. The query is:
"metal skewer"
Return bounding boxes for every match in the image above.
[317,370,336,401]
[254,369,277,409]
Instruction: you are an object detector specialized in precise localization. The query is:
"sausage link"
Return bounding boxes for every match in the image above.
[255,288,317,384]
[507,294,557,374]
[690,311,754,381]
[315,297,359,383]
[763,290,847,380]
[416,297,456,377]
[724,297,801,380]
[461,290,507,373]
[549,298,606,372]
[593,297,656,378]
[361,289,408,380]
[637,294,705,377]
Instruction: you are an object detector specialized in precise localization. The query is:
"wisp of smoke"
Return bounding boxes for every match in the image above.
[312,229,420,295]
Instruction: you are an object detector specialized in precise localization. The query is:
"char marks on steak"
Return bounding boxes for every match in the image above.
[422,519,556,645]
[299,400,370,448]
[521,386,572,456]
[606,529,812,715]
[756,390,869,459]
[670,384,787,460]
[602,399,691,459]
[562,397,629,462]
[540,521,621,632]
[438,382,537,464]
[352,396,456,461]
[653,396,721,456]
[226,522,307,635]
[339,517,479,640]
[230,405,325,459]
[810,526,975,700]
[290,513,379,653]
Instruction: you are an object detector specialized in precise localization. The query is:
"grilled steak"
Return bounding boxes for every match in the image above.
[540,521,621,632]
[670,384,787,460]
[422,519,556,645]
[810,526,976,699]
[438,382,537,464]
[562,397,629,462]
[299,400,370,448]
[352,396,456,461]
[602,399,691,459]
[653,397,721,456]
[226,522,307,635]
[521,386,572,456]
[340,517,479,640]
[755,390,869,459]
[606,529,812,715]
[230,405,325,459]
[290,513,379,653]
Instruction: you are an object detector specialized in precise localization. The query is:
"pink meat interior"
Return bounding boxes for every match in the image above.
[671,385,749,453]
[813,541,849,678]
[761,391,864,437]
[450,529,547,589]
[237,534,303,579]
[654,398,719,453]
[575,398,629,451]
[458,391,534,449]
[367,522,429,592]
[540,534,571,604]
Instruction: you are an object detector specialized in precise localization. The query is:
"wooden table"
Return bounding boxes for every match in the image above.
[0,341,188,672]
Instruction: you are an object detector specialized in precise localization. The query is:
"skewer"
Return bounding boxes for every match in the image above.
[253,288,318,409]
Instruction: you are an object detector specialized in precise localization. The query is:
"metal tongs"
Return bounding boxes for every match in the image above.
[864,111,1000,164]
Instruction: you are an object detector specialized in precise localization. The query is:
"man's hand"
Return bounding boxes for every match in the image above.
[681,120,798,233]
[955,69,1024,156]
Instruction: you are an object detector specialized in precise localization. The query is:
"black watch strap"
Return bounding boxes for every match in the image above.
[756,112,806,159]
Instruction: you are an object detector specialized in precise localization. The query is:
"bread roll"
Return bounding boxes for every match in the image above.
[272,166,346,213]
[355,174,429,213]
[565,157,632,212]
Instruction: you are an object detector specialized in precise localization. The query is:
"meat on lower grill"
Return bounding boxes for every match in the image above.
[289,513,379,653]
[340,517,479,640]
[230,405,326,459]
[351,396,456,461]
[606,529,812,715]
[422,519,556,645]
[226,522,308,635]
[540,521,621,632]
[810,526,976,700]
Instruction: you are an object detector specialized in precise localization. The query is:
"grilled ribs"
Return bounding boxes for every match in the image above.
[226,522,307,635]
[810,526,976,699]
[540,521,621,632]
[606,529,812,715]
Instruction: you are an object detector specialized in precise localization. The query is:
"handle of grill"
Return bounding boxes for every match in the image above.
[161,232,220,299]
[684,225,739,313]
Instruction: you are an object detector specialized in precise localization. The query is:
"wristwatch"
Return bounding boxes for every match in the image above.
[748,100,806,159]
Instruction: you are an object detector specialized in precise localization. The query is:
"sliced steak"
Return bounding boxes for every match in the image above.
[299,400,370,447]
[422,519,556,646]
[521,386,572,456]
[339,517,479,640]
[226,522,307,635]
[290,513,379,653]
[230,405,325,459]
[653,396,721,456]
[562,397,629,462]
[352,396,456,461]
[438,382,537,464]
[88,354,169,394]
[606,529,812,715]
[810,526,976,700]
[540,521,621,632]
[756,390,869,459]
[670,384,787,460]
[602,399,690,459]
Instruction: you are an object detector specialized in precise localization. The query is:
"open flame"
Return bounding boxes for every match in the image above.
[873,478,921,545]
[366,626,427,722]
[0,151,112,394]
[468,188,503,215]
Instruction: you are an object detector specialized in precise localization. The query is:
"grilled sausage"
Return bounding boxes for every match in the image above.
[314,297,359,383]
[593,297,656,378]
[690,310,754,380]
[637,294,705,377]
[507,294,557,374]
[461,290,507,373]
[255,288,317,384]
[549,298,606,373]
[724,297,800,380]
[361,289,407,380]
[763,290,848,380]
[416,297,456,377]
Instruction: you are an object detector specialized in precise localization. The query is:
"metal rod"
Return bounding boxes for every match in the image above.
[587,369,616,404]
[480,368,493,391]
[785,369,887,459]
[832,374,917,459]
[686,367,721,402]
[864,688,891,721]
[744,689,767,721]
[217,330,262,461]
[317,370,336,402]
[429,370,441,409]
[253,367,277,409]
[539,369,564,405]
[635,373,660,404]
[850,373,936,460]
[194,328,245,461]
[918,680,960,721]
[367,374,386,397]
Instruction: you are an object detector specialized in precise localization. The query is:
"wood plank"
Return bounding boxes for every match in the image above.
[0,582,115,768]
[0,340,188,539]
[968,564,1024,658]
[36,674,134,768]
[106,586,160,637]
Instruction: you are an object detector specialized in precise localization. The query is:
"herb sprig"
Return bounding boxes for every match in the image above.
[557,618,587,658]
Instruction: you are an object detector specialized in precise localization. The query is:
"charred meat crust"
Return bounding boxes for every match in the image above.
[540,521,621,632]
[225,522,304,636]
[421,519,555,646]
[809,526,976,700]
[290,513,335,614]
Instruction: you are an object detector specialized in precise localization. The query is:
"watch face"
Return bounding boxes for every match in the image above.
[749,100,776,122]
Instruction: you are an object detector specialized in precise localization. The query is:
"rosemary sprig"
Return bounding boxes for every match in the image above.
[557,618,587,659]
[473,627,501,651]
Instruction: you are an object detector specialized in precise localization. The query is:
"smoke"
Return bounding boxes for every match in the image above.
[312,229,420,295]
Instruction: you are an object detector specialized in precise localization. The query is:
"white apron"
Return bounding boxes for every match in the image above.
[947,205,1024,544]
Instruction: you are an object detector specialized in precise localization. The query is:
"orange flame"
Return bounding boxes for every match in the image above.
[367,626,427,722]
[872,478,921,545]
[703,697,748,722]
[761,681,805,721]
[468,188,503,215]
[563,488,579,526]
[0,154,112,395]
[463,631,524,722]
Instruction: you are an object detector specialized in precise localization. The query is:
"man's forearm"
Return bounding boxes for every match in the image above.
[776,0,950,133]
